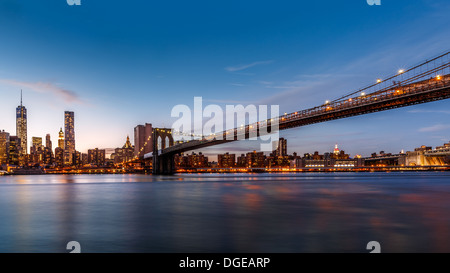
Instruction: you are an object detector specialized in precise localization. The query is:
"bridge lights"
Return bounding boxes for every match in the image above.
[377,79,382,83]
[325,100,330,104]
[361,92,366,96]
[398,69,404,74]
[436,75,442,80]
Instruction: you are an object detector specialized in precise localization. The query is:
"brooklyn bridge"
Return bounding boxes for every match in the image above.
[134,51,450,174]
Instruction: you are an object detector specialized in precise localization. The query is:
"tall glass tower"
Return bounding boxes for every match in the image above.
[64,111,75,165]
[16,90,27,156]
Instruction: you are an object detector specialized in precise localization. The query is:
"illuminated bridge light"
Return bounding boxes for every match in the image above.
[325,100,330,104]
[377,79,382,83]
[436,75,441,80]
[398,69,404,74]
[361,92,365,96]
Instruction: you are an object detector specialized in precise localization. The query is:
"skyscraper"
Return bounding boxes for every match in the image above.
[16,90,27,156]
[46,134,52,150]
[134,123,153,157]
[0,130,10,166]
[43,134,53,165]
[8,136,21,166]
[274,138,287,157]
[64,111,75,165]
[32,137,43,151]
[54,147,64,167]
[58,128,64,149]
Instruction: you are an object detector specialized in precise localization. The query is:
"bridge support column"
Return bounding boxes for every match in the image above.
[152,128,175,175]
[152,153,175,175]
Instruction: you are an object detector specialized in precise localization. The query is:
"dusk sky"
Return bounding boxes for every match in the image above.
[0,0,449,158]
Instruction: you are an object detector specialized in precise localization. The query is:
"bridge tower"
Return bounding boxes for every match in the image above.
[152,128,175,174]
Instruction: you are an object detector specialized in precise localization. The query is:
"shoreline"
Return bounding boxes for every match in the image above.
[1,166,449,175]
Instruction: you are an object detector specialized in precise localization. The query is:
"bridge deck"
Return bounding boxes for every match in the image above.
[157,74,450,156]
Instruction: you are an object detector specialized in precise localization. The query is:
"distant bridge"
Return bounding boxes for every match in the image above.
[424,147,450,157]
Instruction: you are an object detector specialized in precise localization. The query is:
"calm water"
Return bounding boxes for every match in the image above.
[0,172,449,253]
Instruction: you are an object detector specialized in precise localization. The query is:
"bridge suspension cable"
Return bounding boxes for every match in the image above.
[331,50,450,103]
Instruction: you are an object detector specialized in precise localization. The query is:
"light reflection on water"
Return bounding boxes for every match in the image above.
[0,172,449,252]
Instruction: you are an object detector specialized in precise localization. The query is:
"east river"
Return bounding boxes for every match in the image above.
[0,172,449,252]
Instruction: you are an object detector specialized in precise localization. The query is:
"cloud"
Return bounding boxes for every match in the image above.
[225,60,273,72]
[418,124,450,132]
[408,109,450,115]
[0,79,83,104]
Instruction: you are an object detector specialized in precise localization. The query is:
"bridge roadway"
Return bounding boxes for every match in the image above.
[158,73,450,156]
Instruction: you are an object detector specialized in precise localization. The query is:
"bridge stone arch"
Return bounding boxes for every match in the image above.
[152,128,174,150]
[152,128,175,174]
[157,136,162,150]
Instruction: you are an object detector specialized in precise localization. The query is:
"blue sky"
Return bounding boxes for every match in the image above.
[0,0,449,158]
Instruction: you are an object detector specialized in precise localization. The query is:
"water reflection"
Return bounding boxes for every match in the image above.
[0,172,449,252]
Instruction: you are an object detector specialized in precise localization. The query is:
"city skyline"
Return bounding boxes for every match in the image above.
[0,1,449,157]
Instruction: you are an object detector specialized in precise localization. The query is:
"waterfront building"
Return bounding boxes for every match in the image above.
[245,151,266,168]
[405,144,447,166]
[299,145,357,168]
[268,138,290,167]
[187,152,208,168]
[54,147,64,167]
[43,146,54,165]
[8,136,21,166]
[236,154,246,167]
[111,136,135,164]
[364,152,404,167]
[174,153,189,168]
[330,144,350,160]
[88,148,106,167]
[134,123,153,157]
[72,151,82,167]
[81,153,88,165]
[218,152,236,168]
[274,138,287,157]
